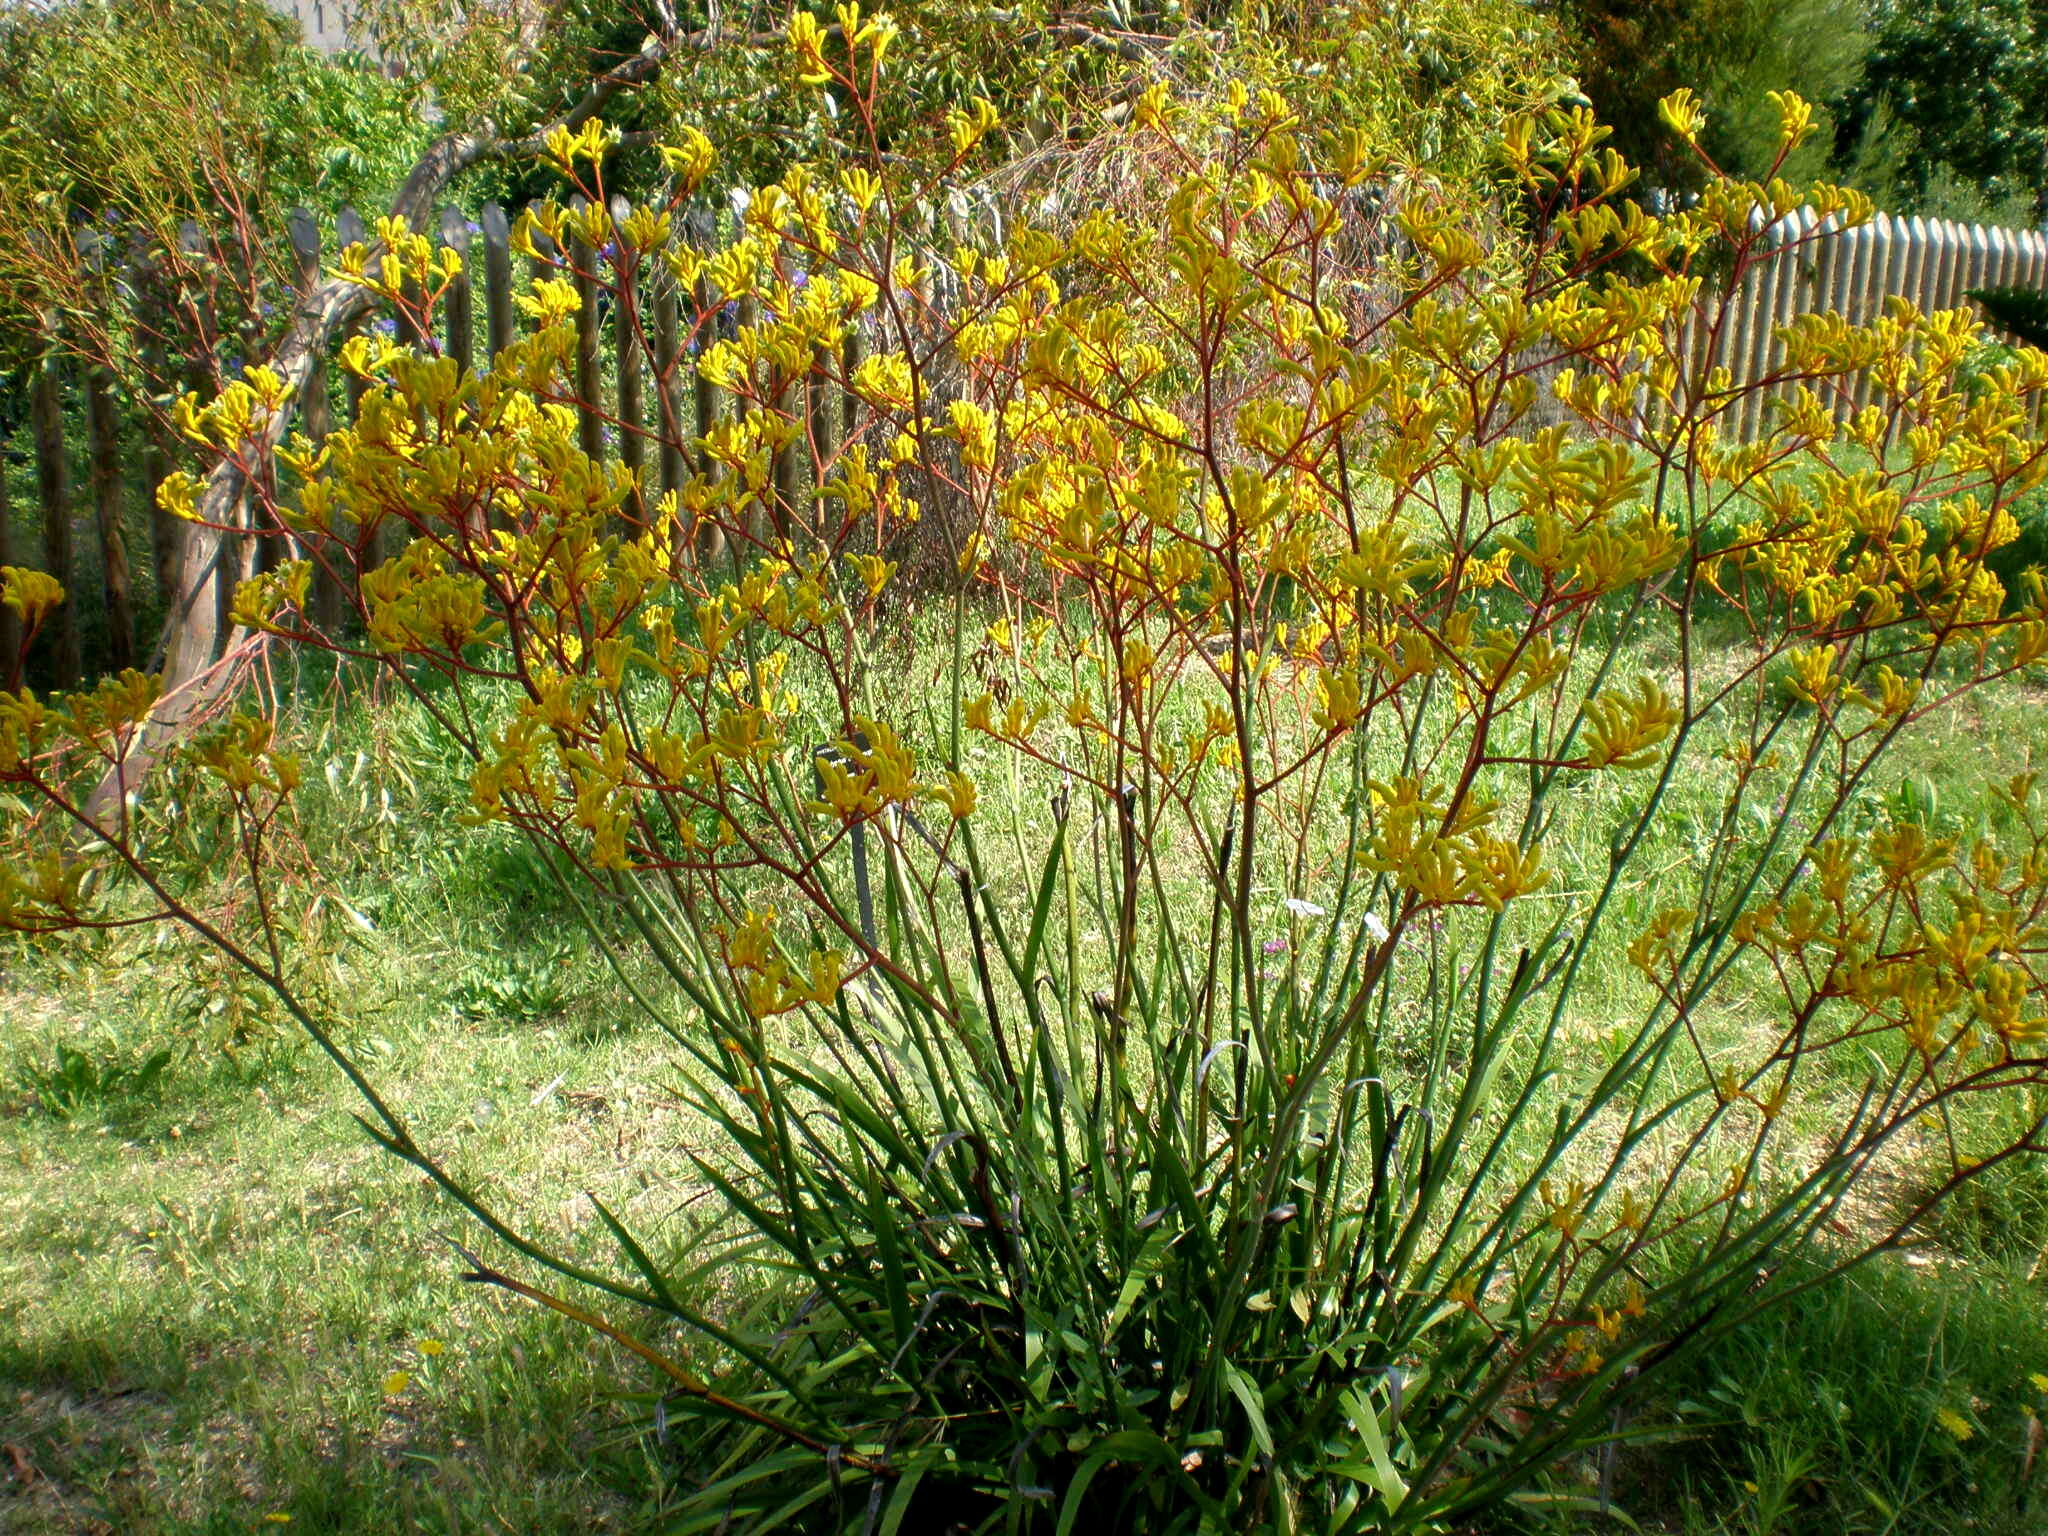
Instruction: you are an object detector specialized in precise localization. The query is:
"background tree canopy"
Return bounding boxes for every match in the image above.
[1561,0,2048,224]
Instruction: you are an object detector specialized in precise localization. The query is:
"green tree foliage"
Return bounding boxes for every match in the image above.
[1560,0,1871,188]
[1846,0,2048,221]
[0,0,428,366]
[451,0,1576,206]
[0,0,426,225]
[1971,285,2048,351]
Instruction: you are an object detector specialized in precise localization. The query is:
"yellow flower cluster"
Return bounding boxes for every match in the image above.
[721,907,846,1018]
[1357,777,1547,913]
[1636,777,2048,1066]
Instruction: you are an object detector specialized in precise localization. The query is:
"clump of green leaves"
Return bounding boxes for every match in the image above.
[447,945,575,1024]
[14,1040,173,1119]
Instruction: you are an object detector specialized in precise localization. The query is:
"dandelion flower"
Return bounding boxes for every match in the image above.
[382,1370,411,1396]
[2031,1372,2048,1396]
[419,1340,446,1358]
[1935,1406,1974,1441]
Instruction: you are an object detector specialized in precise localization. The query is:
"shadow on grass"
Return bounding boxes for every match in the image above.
[0,1303,655,1535]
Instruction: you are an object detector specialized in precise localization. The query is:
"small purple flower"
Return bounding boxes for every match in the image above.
[372,315,398,337]
[466,219,482,234]
[1262,937,1288,956]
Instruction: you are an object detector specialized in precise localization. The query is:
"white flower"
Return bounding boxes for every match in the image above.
[1363,911,1391,944]
[1283,897,1327,920]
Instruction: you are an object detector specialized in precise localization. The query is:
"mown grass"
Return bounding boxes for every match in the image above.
[4,643,2046,1534]
[1,935,680,1530]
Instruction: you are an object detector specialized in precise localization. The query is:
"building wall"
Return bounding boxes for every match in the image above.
[271,0,373,56]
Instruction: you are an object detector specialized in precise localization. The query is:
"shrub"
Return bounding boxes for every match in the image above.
[5,28,2048,1534]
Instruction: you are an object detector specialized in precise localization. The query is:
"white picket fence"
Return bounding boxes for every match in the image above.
[1684,209,2048,439]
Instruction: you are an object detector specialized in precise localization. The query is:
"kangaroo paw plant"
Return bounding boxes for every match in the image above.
[5,29,2048,1535]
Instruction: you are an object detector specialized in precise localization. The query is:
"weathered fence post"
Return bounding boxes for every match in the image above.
[1834,213,1874,416]
[479,203,515,363]
[1902,215,1935,318]
[608,196,645,501]
[29,350,80,687]
[1933,219,1963,310]
[649,241,688,509]
[83,360,135,672]
[842,320,862,444]
[687,203,721,483]
[1851,214,1875,415]
[809,336,841,489]
[136,321,179,604]
[686,202,728,569]
[335,207,389,575]
[336,207,371,416]
[0,413,17,682]
[568,196,606,465]
[1965,223,1994,302]
[439,206,474,378]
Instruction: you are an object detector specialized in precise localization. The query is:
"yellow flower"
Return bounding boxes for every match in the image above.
[847,718,917,804]
[849,554,896,599]
[2030,1372,2048,1396]
[928,769,977,820]
[382,1370,411,1396]
[1783,645,1839,705]
[1312,669,1364,733]
[814,755,881,820]
[418,1339,446,1358]
[1934,1406,1974,1442]
[0,567,64,627]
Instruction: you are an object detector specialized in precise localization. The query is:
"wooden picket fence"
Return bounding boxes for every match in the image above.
[7,199,2048,687]
[1676,208,2048,440]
